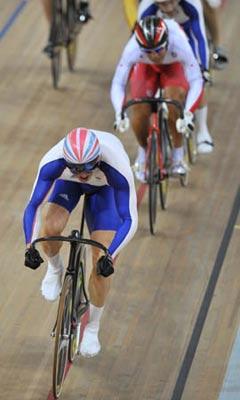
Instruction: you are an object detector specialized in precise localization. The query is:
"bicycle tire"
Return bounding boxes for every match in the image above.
[68,245,88,362]
[187,131,197,165]
[51,50,62,89]
[159,116,170,210]
[50,0,64,88]
[52,275,73,399]
[148,132,158,235]
[180,136,189,187]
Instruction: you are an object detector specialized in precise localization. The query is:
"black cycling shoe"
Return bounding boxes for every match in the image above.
[77,1,92,23]
[212,46,229,70]
[43,42,54,58]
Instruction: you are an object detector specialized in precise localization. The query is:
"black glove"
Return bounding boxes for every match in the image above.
[25,247,44,270]
[96,255,114,277]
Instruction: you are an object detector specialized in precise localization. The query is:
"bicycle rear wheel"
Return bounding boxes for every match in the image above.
[52,275,73,399]
[69,245,89,362]
[50,0,67,88]
[186,130,197,165]
[159,117,171,210]
[51,50,62,89]
[148,132,158,235]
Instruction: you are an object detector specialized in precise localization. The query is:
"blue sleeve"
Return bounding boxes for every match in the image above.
[182,1,208,69]
[100,163,133,256]
[139,3,158,18]
[23,159,65,244]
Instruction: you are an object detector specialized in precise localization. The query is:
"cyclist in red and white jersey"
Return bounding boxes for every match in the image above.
[138,0,214,154]
[111,16,203,182]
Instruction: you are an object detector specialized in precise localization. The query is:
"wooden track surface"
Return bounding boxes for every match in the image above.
[0,1,239,399]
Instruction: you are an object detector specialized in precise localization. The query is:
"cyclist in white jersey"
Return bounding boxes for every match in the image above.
[23,127,138,357]
[202,0,228,69]
[138,0,214,154]
[111,16,203,182]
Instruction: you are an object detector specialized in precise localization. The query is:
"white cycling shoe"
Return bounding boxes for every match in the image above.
[133,146,146,183]
[171,160,189,176]
[41,265,63,302]
[80,326,101,358]
[197,131,214,154]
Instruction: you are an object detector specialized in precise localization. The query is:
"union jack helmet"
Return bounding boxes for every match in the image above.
[63,127,100,165]
[135,16,168,50]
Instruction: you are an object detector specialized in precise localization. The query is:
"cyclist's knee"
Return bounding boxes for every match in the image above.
[42,204,69,236]
[165,86,186,103]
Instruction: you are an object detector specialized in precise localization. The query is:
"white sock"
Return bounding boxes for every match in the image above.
[87,303,104,333]
[137,145,146,162]
[47,253,63,273]
[195,106,211,139]
[172,146,184,163]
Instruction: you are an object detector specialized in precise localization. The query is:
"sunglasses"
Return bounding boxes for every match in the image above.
[142,45,166,54]
[66,158,99,174]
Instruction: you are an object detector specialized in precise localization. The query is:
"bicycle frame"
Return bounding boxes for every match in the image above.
[122,96,184,181]
[31,232,109,333]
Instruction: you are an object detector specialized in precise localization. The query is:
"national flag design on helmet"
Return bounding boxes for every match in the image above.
[135,16,168,50]
[63,127,100,165]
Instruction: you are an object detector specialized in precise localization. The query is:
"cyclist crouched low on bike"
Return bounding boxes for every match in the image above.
[23,127,138,357]
[111,16,203,182]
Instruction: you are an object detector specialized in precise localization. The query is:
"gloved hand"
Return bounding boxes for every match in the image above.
[202,68,212,85]
[176,110,194,138]
[96,254,114,277]
[114,112,130,133]
[25,247,44,270]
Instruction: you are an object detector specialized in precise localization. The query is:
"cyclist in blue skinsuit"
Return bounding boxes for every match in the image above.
[138,0,214,154]
[23,127,138,358]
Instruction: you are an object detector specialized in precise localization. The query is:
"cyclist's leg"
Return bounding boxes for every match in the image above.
[160,63,188,174]
[202,0,228,67]
[130,63,158,181]
[195,89,214,153]
[80,186,122,357]
[40,0,52,23]
[40,180,83,301]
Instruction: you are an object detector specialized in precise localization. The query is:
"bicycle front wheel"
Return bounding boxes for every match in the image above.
[148,132,158,235]
[69,246,89,362]
[50,0,65,88]
[159,117,171,210]
[52,275,73,399]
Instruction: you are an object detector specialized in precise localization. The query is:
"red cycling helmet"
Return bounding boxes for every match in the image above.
[134,16,168,51]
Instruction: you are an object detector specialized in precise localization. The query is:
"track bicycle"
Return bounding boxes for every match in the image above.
[31,221,109,398]
[48,0,91,88]
[122,96,196,234]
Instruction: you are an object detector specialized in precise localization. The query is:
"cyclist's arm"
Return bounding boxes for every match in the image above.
[110,37,139,114]
[176,30,204,112]
[23,159,65,245]
[137,0,158,19]
[184,0,209,70]
[101,163,138,258]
